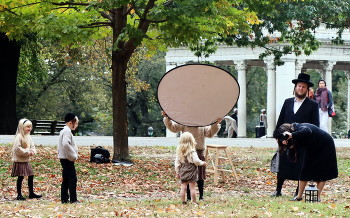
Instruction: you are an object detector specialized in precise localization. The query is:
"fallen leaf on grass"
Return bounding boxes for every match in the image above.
[328,204,337,209]
[295,212,306,216]
[291,206,299,212]
[265,211,272,217]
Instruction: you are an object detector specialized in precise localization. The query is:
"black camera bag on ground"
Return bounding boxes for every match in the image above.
[90,146,110,163]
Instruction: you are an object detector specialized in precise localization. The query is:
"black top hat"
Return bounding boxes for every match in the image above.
[292,73,314,87]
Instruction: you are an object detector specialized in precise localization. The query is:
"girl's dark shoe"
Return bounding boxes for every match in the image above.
[16,195,26,201]
[290,196,302,201]
[271,191,282,197]
[29,193,42,199]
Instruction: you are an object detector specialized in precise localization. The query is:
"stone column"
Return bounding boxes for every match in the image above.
[264,57,276,137]
[234,60,247,137]
[347,71,350,133]
[321,61,336,134]
[321,61,336,92]
[275,57,296,126]
[295,59,306,78]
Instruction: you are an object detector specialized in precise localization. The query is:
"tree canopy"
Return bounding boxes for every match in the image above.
[1,0,350,160]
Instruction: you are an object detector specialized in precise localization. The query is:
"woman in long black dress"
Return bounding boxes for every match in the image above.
[275,123,338,201]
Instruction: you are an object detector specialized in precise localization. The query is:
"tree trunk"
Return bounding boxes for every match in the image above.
[110,5,151,161]
[111,51,130,161]
[0,33,20,134]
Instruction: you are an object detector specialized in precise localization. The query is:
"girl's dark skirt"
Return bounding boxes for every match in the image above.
[197,150,206,180]
[11,162,34,177]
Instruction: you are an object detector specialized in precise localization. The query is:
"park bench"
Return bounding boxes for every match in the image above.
[31,120,65,135]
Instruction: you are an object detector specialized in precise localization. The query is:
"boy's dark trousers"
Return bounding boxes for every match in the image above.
[60,159,77,203]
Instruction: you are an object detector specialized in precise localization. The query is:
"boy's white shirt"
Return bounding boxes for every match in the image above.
[58,125,78,161]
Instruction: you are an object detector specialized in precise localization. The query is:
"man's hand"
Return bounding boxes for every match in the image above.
[161,111,167,117]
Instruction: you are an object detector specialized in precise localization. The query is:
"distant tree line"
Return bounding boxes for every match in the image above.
[15,40,348,138]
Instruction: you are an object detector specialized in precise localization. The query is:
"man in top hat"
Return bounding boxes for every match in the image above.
[271,73,319,198]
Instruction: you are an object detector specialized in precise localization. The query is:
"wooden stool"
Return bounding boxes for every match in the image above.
[205,144,239,184]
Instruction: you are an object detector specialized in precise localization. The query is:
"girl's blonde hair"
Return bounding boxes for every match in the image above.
[176,132,196,163]
[15,118,32,148]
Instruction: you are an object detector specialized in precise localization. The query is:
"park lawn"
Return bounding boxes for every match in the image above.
[0,144,349,217]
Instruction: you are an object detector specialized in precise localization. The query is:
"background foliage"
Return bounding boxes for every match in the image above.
[3,0,350,137]
[16,40,349,137]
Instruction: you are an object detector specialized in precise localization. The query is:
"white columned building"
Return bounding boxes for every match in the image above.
[264,57,276,137]
[164,27,350,137]
[347,71,350,132]
[234,60,247,137]
[322,61,337,133]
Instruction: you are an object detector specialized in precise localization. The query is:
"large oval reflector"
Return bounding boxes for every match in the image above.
[157,64,240,126]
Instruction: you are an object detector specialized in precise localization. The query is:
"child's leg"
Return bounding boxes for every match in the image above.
[186,184,191,200]
[16,176,24,196]
[68,163,78,203]
[16,176,25,200]
[28,175,42,198]
[189,182,197,203]
[180,182,188,203]
[28,175,34,195]
[197,180,204,200]
[60,159,70,203]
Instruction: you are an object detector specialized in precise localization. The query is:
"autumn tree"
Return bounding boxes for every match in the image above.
[1,0,350,161]
[0,0,265,161]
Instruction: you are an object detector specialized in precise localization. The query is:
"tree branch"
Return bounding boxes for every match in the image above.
[123,3,135,17]
[130,0,166,25]
[52,6,78,11]
[78,24,111,29]
[321,21,349,29]
[141,0,156,19]
[101,11,113,22]
[37,66,68,98]
[1,8,17,15]
[5,1,41,10]
[143,18,168,24]
[51,2,89,6]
